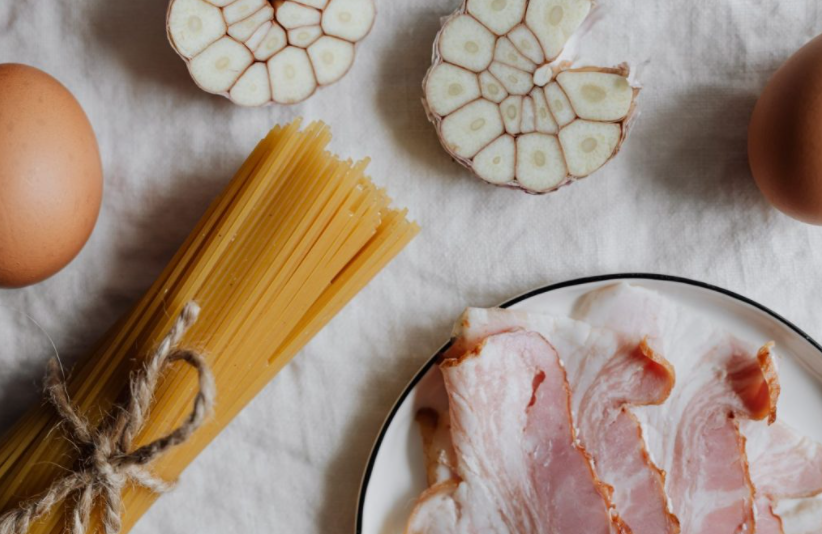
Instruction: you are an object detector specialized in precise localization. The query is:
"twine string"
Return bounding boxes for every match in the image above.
[0,302,214,534]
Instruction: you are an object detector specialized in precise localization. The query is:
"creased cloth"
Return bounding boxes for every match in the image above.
[1,1,821,533]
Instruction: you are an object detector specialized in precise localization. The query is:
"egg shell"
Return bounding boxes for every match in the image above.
[0,64,103,288]
[749,34,822,225]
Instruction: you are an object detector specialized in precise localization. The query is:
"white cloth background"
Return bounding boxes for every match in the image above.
[1,0,821,532]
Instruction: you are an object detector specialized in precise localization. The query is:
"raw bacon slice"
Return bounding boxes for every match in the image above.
[755,499,786,534]
[576,283,780,534]
[415,405,458,485]
[413,362,460,487]
[746,420,822,499]
[743,420,822,533]
[443,307,678,534]
[406,481,461,534]
[776,496,822,534]
[406,331,614,534]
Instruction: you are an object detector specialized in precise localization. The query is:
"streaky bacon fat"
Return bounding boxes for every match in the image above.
[744,419,822,533]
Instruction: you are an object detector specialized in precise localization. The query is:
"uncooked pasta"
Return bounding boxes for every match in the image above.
[0,120,418,533]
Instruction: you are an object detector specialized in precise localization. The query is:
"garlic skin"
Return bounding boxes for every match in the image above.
[167,0,375,106]
[422,0,640,194]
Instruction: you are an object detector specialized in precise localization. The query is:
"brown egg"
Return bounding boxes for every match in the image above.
[749,34,822,225]
[0,64,103,288]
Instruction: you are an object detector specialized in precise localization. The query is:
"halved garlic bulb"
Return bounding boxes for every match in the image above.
[167,0,375,106]
[423,0,639,194]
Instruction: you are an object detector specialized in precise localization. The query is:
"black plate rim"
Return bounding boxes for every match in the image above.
[354,272,822,533]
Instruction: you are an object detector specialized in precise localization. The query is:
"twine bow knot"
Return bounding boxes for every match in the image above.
[0,302,214,534]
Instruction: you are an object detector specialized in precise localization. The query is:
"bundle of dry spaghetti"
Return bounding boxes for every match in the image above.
[0,120,418,533]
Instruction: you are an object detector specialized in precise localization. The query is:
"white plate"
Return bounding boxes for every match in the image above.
[355,274,822,534]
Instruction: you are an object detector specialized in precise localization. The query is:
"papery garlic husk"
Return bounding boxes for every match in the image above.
[423,0,640,194]
[167,0,375,106]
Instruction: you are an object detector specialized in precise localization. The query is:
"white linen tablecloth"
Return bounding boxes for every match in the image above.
[1,0,821,532]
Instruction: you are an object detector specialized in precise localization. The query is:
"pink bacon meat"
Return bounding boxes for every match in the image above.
[576,283,780,534]
[406,331,614,534]
[744,420,822,533]
[444,306,678,534]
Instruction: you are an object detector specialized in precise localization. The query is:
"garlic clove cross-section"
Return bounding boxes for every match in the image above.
[440,99,505,160]
[422,0,639,194]
[508,24,544,64]
[516,133,567,192]
[474,135,516,184]
[167,0,376,106]
[288,25,323,48]
[190,36,254,93]
[438,15,497,73]
[425,63,482,117]
[467,0,527,37]
[495,37,537,73]
[489,62,534,95]
[480,71,508,103]
[557,69,634,121]
[246,21,273,50]
[168,0,227,58]
[520,96,536,133]
[276,1,321,29]
[223,0,268,25]
[525,0,592,61]
[501,95,524,135]
[559,119,622,177]
[230,62,272,106]
[308,36,355,85]
[228,5,275,41]
[254,24,288,61]
[322,0,376,42]
[268,46,317,104]
[545,81,576,126]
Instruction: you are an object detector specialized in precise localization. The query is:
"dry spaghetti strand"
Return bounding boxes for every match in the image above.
[0,120,418,534]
